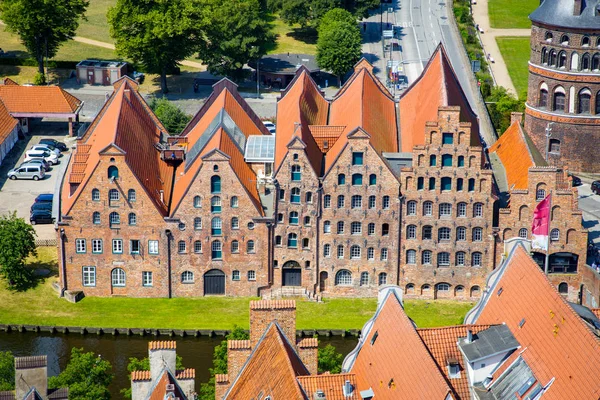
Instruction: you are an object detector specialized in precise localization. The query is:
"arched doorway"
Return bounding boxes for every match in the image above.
[319,271,328,292]
[204,269,225,295]
[282,260,301,286]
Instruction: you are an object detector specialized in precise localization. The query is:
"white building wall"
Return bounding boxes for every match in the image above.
[465,352,512,384]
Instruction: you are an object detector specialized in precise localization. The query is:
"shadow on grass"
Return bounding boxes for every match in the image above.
[286,26,318,46]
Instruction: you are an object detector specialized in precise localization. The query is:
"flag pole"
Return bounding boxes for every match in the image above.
[544,192,552,274]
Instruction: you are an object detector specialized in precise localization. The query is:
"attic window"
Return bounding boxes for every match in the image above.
[518,318,526,328]
[293,153,299,161]
[370,331,379,345]
[110,157,115,163]
[213,165,219,172]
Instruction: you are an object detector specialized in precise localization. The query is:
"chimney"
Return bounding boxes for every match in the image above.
[342,380,354,398]
[15,356,48,399]
[573,0,583,15]
[148,341,177,382]
[466,330,473,344]
[227,340,252,381]
[510,112,524,126]
[297,338,318,375]
[249,300,296,347]
[215,374,230,400]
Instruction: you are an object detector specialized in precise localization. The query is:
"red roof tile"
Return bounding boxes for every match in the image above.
[297,338,318,348]
[148,370,187,400]
[308,125,345,153]
[228,340,251,350]
[250,300,296,310]
[399,44,479,152]
[348,291,454,399]
[176,368,195,379]
[489,121,536,190]
[149,341,176,350]
[0,100,18,144]
[297,373,359,400]
[131,370,151,381]
[418,324,493,399]
[215,374,229,383]
[2,78,18,85]
[0,85,81,114]
[472,245,600,399]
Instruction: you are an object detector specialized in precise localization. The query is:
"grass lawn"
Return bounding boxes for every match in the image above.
[77,0,114,43]
[268,17,317,55]
[0,248,473,330]
[488,0,538,29]
[496,36,530,97]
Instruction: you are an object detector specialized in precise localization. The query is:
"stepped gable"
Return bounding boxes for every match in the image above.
[326,59,397,174]
[62,78,172,215]
[224,322,310,399]
[489,121,546,190]
[469,245,600,399]
[399,44,479,152]
[170,81,266,215]
[274,66,329,175]
[417,324,493,399]
[346,290,454,400]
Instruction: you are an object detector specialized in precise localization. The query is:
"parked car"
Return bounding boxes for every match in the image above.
[30,144,61,157]
[592,180,600,195]
[31,201,52,213]
[7,165,45,180]
[24,150,58,165]
[20,159,50,171]
[34,193,54,203]
[30,209,54,225]
[39,138,67,152]
[570,175,582,187]
[263,121,276,134]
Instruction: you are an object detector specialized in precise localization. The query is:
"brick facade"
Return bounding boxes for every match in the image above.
[400,107,496,300]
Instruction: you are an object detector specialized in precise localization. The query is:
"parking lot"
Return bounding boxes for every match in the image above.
[0,120,75,241]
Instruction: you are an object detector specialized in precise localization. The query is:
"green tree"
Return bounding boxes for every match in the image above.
[487,86,524,134]
[0,0,88,77]
[0,351,14,391]
[316,9,362,85]
[280,0,339,27]
[318,344,343,374]
[199,0,273,81]
[120,354,185,399]
[108,0,202,94]
[48,348,113,400]
[343,0,379,19]
[149,98,192,135]
[317,7,355,32]
[198,326,249,400]
[0,212,36,291]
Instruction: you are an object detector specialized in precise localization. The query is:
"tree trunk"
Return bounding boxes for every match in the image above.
[160,66,169,94]
[36,37,44,75]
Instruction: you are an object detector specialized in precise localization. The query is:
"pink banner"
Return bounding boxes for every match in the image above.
[531,195,551,250]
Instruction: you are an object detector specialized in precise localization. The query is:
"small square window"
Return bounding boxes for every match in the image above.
[75,239,86,253]
[142,271,153,287]
[232,270,240,281]
[248,270,256,281]
[92,239,103,254]
[352,152,364,166]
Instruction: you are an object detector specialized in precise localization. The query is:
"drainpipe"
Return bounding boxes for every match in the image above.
[397,195,404,286]
[165,229,172,298]
[59,228,67,296]
[315,180,323,296]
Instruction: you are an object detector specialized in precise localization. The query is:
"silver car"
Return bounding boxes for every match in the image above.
[7,165,45,180]
[20,159,50,171]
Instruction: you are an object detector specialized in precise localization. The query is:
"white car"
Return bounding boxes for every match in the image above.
[30,144,61,157]
[263,121,276,135]
[24,150,58,165]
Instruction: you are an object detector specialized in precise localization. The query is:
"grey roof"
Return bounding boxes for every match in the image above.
[458,325,520,363]
[530,0,600,30]
[249,53,319,74]
[569,302,600,330]
[473,357,541,400]
[245,135,275,162]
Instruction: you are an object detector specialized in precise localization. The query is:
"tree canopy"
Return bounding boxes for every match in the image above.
[48,348,113,400]
[0,212,36,290]
[0,351,14,391]
[199,0,273,81]
[108,0,202,93]
[318,344,343,374]
[149,98,192,135]
[316,9,362,83]
[275,0,376,27]
[0,0,88,76]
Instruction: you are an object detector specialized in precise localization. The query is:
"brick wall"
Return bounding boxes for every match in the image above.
[297,338,318,375]
[227,341,251,381]
[215,375,229,400]
[249,300,296,347]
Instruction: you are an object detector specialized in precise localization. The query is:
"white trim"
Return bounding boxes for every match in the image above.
[526,103,600,119]
[529,61,600,78]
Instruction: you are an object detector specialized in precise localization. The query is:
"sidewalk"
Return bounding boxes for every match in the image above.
[471,0,530,95]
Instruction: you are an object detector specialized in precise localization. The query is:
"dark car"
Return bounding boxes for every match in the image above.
[39,138,68,152]
[30,209,54,225]
[592,180,600,195]
[571,175,582,187]
[34,193,54,203]
[31,202,52,213]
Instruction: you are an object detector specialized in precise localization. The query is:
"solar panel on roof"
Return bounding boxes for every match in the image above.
[245,135,275,162]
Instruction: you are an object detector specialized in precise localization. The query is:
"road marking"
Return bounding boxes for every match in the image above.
[409,0,424,71]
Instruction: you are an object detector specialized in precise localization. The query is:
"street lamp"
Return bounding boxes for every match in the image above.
[545,122,554,163]
[254,46,260,99]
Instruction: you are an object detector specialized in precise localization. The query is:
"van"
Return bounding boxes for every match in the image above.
[7,165,45,180]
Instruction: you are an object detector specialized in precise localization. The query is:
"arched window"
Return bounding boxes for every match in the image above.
[211,217,222,235]
[592,53,600,70]
[545,31,553,41]
[471,252,482,267]
[231,240,240,253]
[571,52,579,70]
[350,245,361,259]
[407,225,417,239]
[436,283,450,292]
[111,268,125,287]
[351,221,362,234]
[192,217,202,230]
[368,223,375,235]
[287,233,298,248]
[337,221,345,234]
[382,196,390,209]
[457,227,467,241]
[247,240,255,253]
[109,188,119,202]
[382,223,389,236]
[351,195,362,209]
[455,285,465,295]
[519,228,528,239]
[92,211,100,225]
[536,187,546,201]
[549,49,557,66]
[456,251,465,266]
[337,173,346,185]
[290,187,300,203]
[108,166,119,179]
[473,203,483,217]
[437,252,450,267]
[352,173,363,186]
[378,272,387,286]
[360,272,369,286]
[582,36,590,46]
[550,228,560,241]
[178,240,186,253]
[323,220,331,233]
[553,90,565,111]
[230,196,238,208]
[291,165,301,181]
[539,88,548,108]
[305,192,313,203]
[407,201,417,215]
[194,240,202,253]
[457,155,464,167]
[128,213,137,225]
[406,249,416,264]
[337,245,345,259]
[558,282,568,294]
[367,247,374,260]
[578,88,592,114]
[289,211,299,225]
[324,194,331,208]
[422,250,432,264]
[369,174,377,185]
[194,195,201,208]
[457,202,467,217]
[304,216,311,226]
[231,217,239,230]
[582,53,591,70]
[210,196,221,213]
[468,178,475,192]
[211,176,221,194]
[429,155,437,166]
[92,188,100,201]
[109,212,120,226]
[441,177,451,191]
[335,270,352,286]
[472,227,483,241]
[596,92,600,114]
[470,286,481,297]
[423,201,433,216]
[337,195,345,208]
[438,227,451,241]
[560,34,569,45]
[127,189,136,202]
[558,51,567,68]
[422,225,432,240]
[181,271,194,283]
[211,240,222,259]
[541,47,548,64]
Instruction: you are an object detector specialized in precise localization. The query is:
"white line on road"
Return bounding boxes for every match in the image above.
[409,0,424,71]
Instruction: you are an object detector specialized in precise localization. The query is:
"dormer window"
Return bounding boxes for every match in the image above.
[447,358,460,378]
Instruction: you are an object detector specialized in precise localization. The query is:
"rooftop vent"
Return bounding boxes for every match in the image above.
[313,390,327,400]
[343,380,354,397]
[166,384,175,393]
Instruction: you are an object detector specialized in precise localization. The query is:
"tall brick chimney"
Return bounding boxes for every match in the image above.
[249,300,296,347]
[510,112,524,126]
[227,340,252,381]
[148,341,177,382]
[297,338,319,375]
[15,356,48,399]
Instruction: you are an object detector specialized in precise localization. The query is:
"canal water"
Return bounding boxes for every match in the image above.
[0,331,358,397]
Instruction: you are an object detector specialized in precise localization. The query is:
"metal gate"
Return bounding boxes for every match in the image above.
[204,269,225,295]
[282,261,301,287]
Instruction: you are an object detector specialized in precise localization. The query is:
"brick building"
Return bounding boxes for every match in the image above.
[524,0,600,172]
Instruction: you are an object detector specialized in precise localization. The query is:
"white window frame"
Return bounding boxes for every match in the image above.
[92,239,103,254]
[367,247,374,260]
[423,201,433,216]
[381,248,388,261]
[194,240,202,253]
[148,240,159,255]
[406,249,416,264]
[456,252,465,266]
[351,195,362,209]
[112,239,123,254]
[142,271,153,287]
[109,189,119,202]
[407,225,417,239]
[131,239,141,254]
[111,268,125,287]
[324,244,331,257]
[474,203,483,217]
[472,227,483,242]
[457,227,467,241]
[382,196,390,209]
[351,222,362,235]
[232,270,241,281]
[439,203,452,217]
[350,245,361,259]
[178,240,186,254]
[369,195,376,209]
[324,195,331,208]
[407,201,417,215]
[248,270,256,281]
[82,266,96,287]
[76,239,86,253]
[337,245,344,259]
[182,271,194,283]
[458,202,467,217]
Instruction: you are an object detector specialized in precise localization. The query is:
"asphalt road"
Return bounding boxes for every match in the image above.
[577,183,600,245]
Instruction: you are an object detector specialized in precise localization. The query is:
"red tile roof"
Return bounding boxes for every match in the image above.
[148,370,187,400]
[418,324,493,399]
[348,291,454,399]
[297,373,359,400]
[0,85,81,114]
[250,299,296,310]
[297,338,318,348]
[176,368,195,379]
[274,67,329,175]
[0,100,17,144]
[149,341,176,350]
[308,125,345,153]
[472,245,600,399]
[224,323,309,399]
[489,121,536,190]
[399,44,479,152]
[131,370,151,381]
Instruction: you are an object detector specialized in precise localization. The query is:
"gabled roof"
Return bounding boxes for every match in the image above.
[0,95,18,143]
[147,369,189,400]
[418,324,493,399]
[308,125,345,153]
[326,62,397,173]
[274,67,329,175]
[0,85,81,114]
[468,245,600,399]
[297,373,359,400]
[489,121,545,190]
[399,44,479,152]
[62,79,172,216]
[224,322,310,399]
[346,290,454,399]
